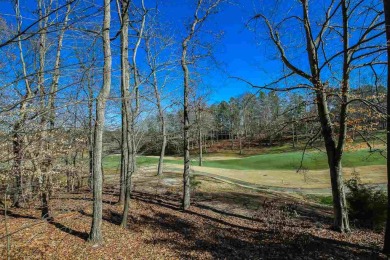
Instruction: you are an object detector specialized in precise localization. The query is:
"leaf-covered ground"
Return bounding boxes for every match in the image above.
[0,172,386,259]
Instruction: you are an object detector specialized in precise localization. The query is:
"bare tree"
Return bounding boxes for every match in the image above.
[144,25,174,176]
[121,0,147,228]
[11,0,34,208]
[7,0,76,215]
[89,0,112,243]
[41,0,72,220]
[250,0,384,232]
[116,0,130,206]
[181,0,223,210]
[383,0,390,254]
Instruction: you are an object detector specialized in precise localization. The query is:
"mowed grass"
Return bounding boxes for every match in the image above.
[102,155,160,174]
[103,149,385,172]
[197,149,385,171]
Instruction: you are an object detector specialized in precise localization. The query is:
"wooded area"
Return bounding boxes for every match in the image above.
[1,0,390,258]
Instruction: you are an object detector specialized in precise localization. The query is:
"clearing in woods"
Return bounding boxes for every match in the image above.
[103,148,386,193]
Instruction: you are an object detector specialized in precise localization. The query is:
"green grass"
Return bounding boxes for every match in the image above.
[305,194,333,206]
[102,155,160,173]
[187,149,385,171]
[103,149,385,172]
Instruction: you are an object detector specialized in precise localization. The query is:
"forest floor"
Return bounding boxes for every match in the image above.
[0,169,386,259]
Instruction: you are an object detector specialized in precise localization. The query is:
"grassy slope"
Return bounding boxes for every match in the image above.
[102,155,160,174]
[103,149,385,172]
[198,149,385,170]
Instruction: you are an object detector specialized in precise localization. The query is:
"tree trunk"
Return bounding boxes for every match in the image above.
[152,50,166,176]
[292,122,296,148]
[41,185,52,221]
[37,0,52,222]
[120,0,145,227]
[328,154,349,232]
[89,0,111,244]
[157,128,167,176]
[198,130,203,166]
[119,97,128,204]
[119,0,131,222]
[121,120,135,227]
[38,0,70,221]
[383,0,390,254]
[119,146,127,204]
[239,134,243,155]
[118,0,130,203]
[144,35,167,176]
[88,74,94,189]
[317,90,350,232]
[12,127,23,208]
[183,100,191,210]
[89,97,106,243]
[180,0,221,209]
[181,28,193,210]
[65,157,71,192]
[198,109,203,166]
[120,167,132,228]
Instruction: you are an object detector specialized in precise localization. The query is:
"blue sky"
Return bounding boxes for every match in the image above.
[156,0,274,103]
[0,0,386,108]
[0,0,269,102]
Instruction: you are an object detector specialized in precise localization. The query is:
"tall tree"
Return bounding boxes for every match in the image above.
[121,0,147,228]
[11,0,34,208]
[251,0,384,232]
[42,0,71,220]
[181,0,223,210]
[117,0,130,206]
[144,20,174,176]
[383,0,390,254]
[89,0,112,243]
[35,0,55,221]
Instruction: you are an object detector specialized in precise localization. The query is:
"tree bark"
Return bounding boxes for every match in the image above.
[121,120,134,228]
[87,74,94,189]
[120,0,145,227]
[158,124,167,175]
[181,32,192,211]
[37,0,52,221]
[316,89,350,232]
[12,127,23,207]
[198,107,203,166]
[89,0,111,243]
[155,77,166,175]
[119,125,128,204]
[117,0,132,205]
[329,157,349,231]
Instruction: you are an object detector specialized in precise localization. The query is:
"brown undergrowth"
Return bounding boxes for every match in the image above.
[0,173,386,259]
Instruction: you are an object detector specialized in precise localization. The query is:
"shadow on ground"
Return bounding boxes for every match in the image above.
[2,185,383,259]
